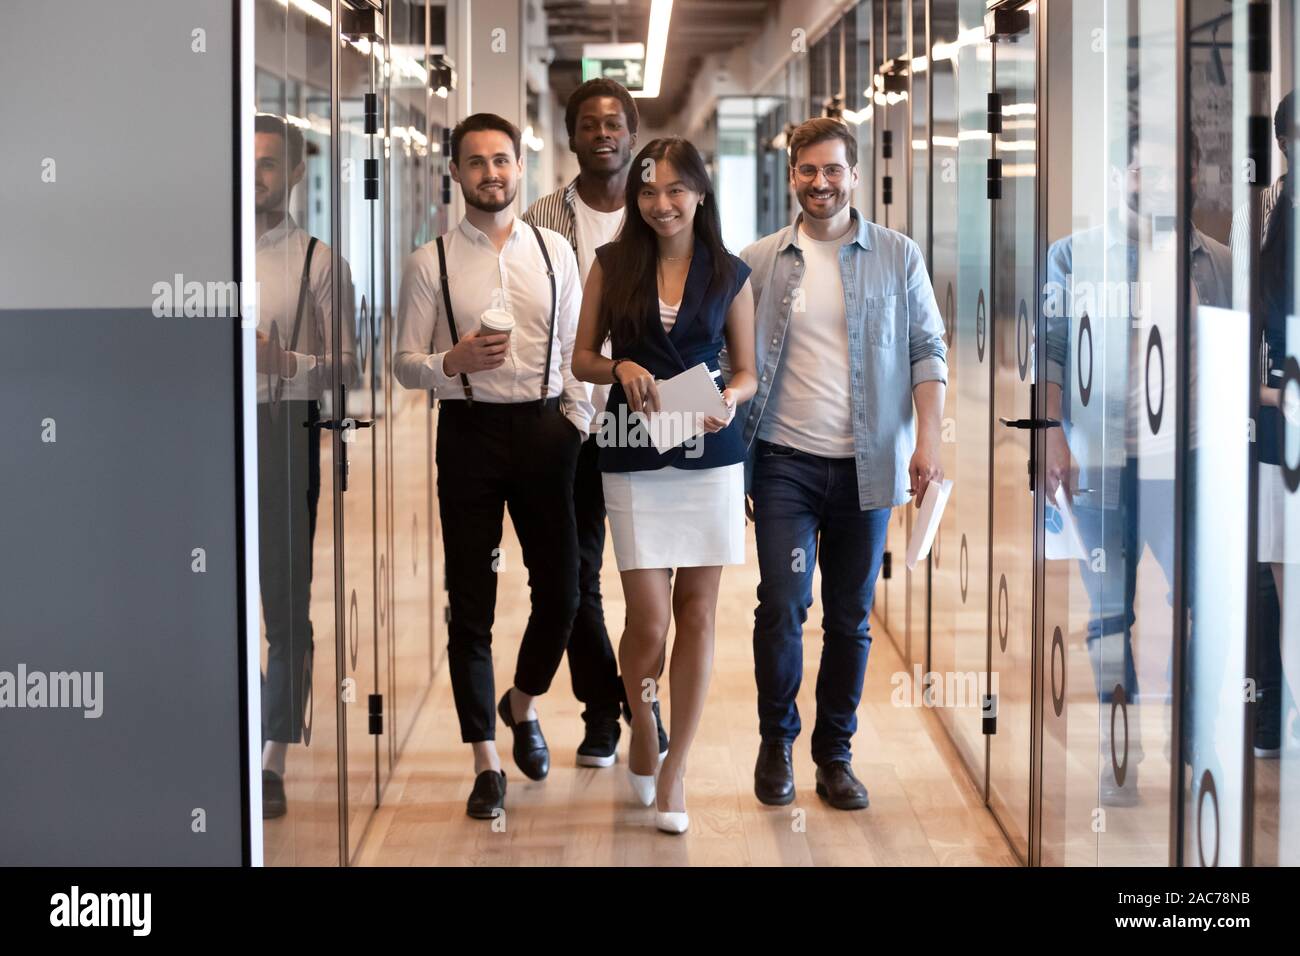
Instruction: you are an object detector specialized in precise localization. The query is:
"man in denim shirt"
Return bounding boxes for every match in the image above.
[737,118,947,809]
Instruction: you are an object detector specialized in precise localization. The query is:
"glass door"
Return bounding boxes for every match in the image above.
[253,0,346,867]
[986,0,1037,864]
[927,0,980,788]
[1182,0,1290,868]
[1038,0,1184,867]
[336,4,388,861]
[384,0,438,782]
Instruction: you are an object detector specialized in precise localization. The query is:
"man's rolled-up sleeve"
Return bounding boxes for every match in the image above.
[905,238,948,387]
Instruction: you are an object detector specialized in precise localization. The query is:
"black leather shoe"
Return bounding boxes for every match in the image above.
[577,716,621,767]
[497,689,550,780]
[815,761,869,810]
[652,699,670,757]
[466,769,507,819]
[262,769,287,819]
[754,739,795,806]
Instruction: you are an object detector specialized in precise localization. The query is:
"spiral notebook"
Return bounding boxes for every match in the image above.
[646,362,728,453]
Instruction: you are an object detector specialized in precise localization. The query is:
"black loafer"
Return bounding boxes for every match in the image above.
[466,769,507,819]
[497,689,550,780]
[815,760,869,810]
[262,769,287,819]
[754,739,795,806]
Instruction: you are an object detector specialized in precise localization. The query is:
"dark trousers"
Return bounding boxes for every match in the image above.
[750,440,890,766]
[436,399,582,743]
[568,435,628,722]
[257,399,321,744]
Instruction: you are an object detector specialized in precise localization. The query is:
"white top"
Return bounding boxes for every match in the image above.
[658,296,680,332]
[573,194,626,432]
[252,216,356,404]
[756,222,856,458]
[393,216,594,434]
[573,194,625,284]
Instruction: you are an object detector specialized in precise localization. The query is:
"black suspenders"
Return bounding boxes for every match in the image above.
[434,224,558,406]
[529,222,558,402]
[434,234,473,404]
[273,235,318,405]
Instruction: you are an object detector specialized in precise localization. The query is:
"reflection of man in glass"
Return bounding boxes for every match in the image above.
[253,113,356,818]
[1230,90,1296,759]
[1044,125,1230,805]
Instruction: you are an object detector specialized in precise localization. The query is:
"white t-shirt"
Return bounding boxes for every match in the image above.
[757,222,856,458]
[573,193,625,283]
[573,193,626,432]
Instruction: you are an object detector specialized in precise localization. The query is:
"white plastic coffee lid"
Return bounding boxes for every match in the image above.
[480,309,515,331]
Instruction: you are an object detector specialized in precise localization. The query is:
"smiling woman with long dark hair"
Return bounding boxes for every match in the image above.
[572,136,757,834]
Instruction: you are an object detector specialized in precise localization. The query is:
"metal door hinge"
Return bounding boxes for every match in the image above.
[987,92,1002,135]
[987,158,1003,200]
[984,1,1030,41]
[982,694,998,734]
[368,693,383,735]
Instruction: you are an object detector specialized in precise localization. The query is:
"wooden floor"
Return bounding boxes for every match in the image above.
[354,513,1017,867]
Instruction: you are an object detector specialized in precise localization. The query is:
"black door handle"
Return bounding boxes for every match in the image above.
[999,416,1060,430]
[304,418,374,430]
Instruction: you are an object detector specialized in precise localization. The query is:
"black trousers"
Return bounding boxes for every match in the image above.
[436,398,582,743]
[257,399,321,744]
[567,435,628,722]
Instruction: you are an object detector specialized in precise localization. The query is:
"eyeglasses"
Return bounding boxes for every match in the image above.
[794,163,848,182]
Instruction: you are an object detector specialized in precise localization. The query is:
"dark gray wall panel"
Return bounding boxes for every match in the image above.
[0,0,246,865]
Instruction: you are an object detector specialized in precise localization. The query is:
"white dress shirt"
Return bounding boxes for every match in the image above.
[253,215,357,403]
[394,216,593,434]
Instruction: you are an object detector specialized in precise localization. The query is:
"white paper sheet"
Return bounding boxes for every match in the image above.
[905,478,953,569]
[646,362,728,453]
[1044,483,1089,561]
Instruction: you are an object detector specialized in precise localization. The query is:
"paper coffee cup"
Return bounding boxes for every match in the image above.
[479,309,515,338]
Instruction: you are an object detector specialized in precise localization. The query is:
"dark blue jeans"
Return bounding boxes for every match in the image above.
[751,440,890,766]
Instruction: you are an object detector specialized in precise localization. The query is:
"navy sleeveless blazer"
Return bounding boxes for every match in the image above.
[596,238,752,473]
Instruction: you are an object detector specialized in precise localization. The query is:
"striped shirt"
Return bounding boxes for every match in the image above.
[524,176,619,434]
[522,177,578,250]
[1229,175,1289,303]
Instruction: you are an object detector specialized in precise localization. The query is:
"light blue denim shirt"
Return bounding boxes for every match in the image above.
[736,208,948,510]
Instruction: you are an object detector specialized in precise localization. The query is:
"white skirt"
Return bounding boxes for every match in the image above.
[602,463,746,571]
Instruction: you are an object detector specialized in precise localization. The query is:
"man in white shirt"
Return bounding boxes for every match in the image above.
[524,78,670,767]
[252,113,357,820]
[395,113,592,819]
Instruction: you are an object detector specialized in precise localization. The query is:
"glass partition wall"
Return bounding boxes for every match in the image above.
[253,0,440,866]
[810,0,1298,864]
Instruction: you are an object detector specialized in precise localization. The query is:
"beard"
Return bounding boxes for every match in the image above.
[463,180,516,212]
[797,185,848,219]
[255,187,285,215]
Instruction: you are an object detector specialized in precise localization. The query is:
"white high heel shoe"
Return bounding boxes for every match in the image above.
[627,728,659,807]
[655,809,689,834]
[627,766,656,807]
[655,765,688,833]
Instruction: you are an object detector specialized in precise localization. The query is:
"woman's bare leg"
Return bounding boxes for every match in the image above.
[657,564,723,813]
[619,568,672,775]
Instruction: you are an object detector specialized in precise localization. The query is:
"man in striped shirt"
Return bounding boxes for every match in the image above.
[1230,90,1293,298]
[523,79,670,767]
